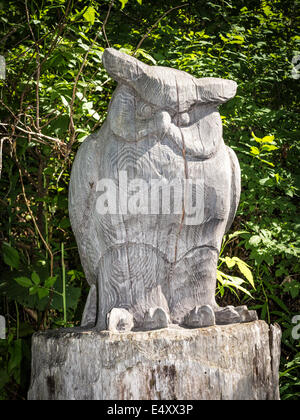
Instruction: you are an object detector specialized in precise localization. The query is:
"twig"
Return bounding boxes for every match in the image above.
[11,125,65,147]
[102,0,115,47]
[24,307,38,323]
[25,0,41,132]
[67,0,115,150]
[134,3,189,54]
[0,99,21,124]
[40,110,64,130]
[0,26,18,44]
[18,0,72,115]
[25,0,36,43]
[12,151,39,191]
[0,136,8,179]
[9,133,48,147]
[15,152,54,278]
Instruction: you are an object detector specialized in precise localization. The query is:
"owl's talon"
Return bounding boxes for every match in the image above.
[215,306,241,325]
[183,305,216,328]
[142,307,169,331]
[235,305,258,323]
[107,308,134,332]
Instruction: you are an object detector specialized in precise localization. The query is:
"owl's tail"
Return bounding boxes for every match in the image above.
[225,146,241,233]
[81,284,97,327]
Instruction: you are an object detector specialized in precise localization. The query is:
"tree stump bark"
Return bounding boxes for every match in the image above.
[28,320,281,400]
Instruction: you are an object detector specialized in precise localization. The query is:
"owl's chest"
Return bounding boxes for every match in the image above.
[99,136,230,191]
[94,135,232,257]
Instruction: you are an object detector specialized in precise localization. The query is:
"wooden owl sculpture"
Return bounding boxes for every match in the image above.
[69,48,257,331]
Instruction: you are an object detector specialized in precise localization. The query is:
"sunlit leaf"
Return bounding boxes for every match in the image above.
[119,0,129,9]
[83,6,95,25]
[261,144,279,152]
[250,146,260,155]
[233,257,255,289]
[251,131,262,143]
[136,49,157,65]
[261,135,275,143]
[258,158,275,167]
[225,256,236,269]
[249,235,261,246]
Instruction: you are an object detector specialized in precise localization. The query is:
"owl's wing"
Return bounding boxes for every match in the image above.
[69,133,100,287]
[225,146,241,233]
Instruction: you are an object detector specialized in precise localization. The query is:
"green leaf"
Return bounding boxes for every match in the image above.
[82,101,94,111]
[259,177,273,186]
[217,271,253,298]
[261,135,275,143]
[31,272,40,286]
[61,95,70,114]
[29,286,39,295]
[45,276,57,288]
[258,158,275,167]
[270,295,289,313]
[37,288,49,300]
[219,34,228,42]
[283,280,300,299]
[251,131,262,143]
[83,6,95,25]
[250,146,260,155]
[274,173,282,183]
[261,302,268,320]
[76,91,85,101]
[15,277,32,288]
[51,286,81,311]
[249,235,261,247]
[136,49,157,65]
[261,144,279,152]
[119,0,129,9]
[233,257,255,289]
[0,369,10,389]
[228,230,248,240]
[8,339,22,376]
[136,0,142,3]
[91,111,100,121]
[225,256,236,269]
[2,243,20,269]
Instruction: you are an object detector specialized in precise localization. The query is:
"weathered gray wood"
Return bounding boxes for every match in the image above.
[27,321,281,400]
[69,48,253,331]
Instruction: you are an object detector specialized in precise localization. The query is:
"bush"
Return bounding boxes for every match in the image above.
[0,0,299,400]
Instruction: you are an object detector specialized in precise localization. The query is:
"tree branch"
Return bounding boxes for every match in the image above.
[134,3,189,54]
[67,0,115,151]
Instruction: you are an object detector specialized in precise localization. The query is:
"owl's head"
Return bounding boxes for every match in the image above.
[102,48,237,157]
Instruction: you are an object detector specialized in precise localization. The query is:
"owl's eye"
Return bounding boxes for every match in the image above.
[138,103,153,119]
[173,112,190,127]
[178,112,190,127]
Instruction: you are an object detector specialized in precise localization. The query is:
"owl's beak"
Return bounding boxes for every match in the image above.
[195,78,237,104]
[102,48,147,83]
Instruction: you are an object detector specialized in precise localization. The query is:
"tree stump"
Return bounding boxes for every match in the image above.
[28,320,281,400]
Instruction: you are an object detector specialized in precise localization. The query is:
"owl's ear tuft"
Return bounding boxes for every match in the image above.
[102,48,148,83]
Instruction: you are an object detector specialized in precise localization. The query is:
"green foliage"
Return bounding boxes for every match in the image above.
[0,0,299,400]
[280,353,300,400]
[217,233,256,299]
[2,243,20,270]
